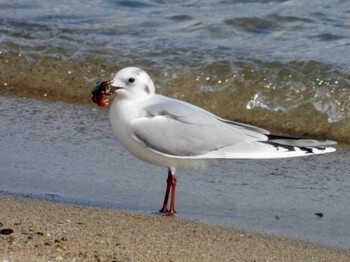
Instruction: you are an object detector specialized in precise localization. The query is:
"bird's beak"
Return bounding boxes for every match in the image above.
[91,80,125,107]
[109,85,124,93]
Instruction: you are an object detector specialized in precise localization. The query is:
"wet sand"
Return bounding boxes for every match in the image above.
[1,195,349,262]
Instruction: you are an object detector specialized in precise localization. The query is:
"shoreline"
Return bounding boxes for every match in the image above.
[1,195,349,261]
[2,85,348,144]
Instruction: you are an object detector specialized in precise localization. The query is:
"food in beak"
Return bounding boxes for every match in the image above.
[91,80,111,107]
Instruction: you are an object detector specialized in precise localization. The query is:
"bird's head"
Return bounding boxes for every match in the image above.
[91,67,155,107]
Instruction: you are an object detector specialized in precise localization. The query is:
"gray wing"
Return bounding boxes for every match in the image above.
[129,95,269,156]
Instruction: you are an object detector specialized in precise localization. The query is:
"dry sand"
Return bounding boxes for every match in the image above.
[0,195,349,262]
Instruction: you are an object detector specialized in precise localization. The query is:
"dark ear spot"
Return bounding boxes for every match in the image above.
[144,84,150,94]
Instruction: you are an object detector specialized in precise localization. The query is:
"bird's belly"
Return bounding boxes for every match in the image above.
[112,123,171,168]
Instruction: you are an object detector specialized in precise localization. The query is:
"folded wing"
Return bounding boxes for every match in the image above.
[129,95,336,159]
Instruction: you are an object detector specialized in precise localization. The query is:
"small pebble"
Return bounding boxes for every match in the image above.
[0,228,14,235]
[61,237,68,241]
[55,243,68,250]
[315,212,324,218]
[274,215,282,220]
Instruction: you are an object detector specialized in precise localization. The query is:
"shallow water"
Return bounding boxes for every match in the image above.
[1,0,350,142]
[0,96,349,249]
[1,0,349,67]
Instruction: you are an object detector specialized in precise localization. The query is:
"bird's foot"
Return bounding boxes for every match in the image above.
[158,208,176,216]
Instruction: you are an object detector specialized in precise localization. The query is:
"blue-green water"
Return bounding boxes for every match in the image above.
[1,0,349,67]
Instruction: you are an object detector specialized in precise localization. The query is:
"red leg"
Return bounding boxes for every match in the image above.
[159,169,177,216]
[168,173,177,215]
[160,169,172,213]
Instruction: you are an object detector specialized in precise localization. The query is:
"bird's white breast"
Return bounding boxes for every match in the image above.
[109,97,170,168]
[110,98,141,154]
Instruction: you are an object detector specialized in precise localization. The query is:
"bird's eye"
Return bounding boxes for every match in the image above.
[128,77,135,83]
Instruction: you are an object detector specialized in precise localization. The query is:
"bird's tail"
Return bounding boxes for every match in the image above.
[202,135,336,160]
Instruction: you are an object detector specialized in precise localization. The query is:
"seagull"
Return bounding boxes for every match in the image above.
[91,67,336,215]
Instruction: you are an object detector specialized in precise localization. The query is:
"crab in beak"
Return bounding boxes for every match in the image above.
[91,80,113,107]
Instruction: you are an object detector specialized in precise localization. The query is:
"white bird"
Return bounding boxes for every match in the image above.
[92,67,336,215]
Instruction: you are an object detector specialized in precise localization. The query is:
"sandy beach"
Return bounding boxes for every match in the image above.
[0,195,349,262]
